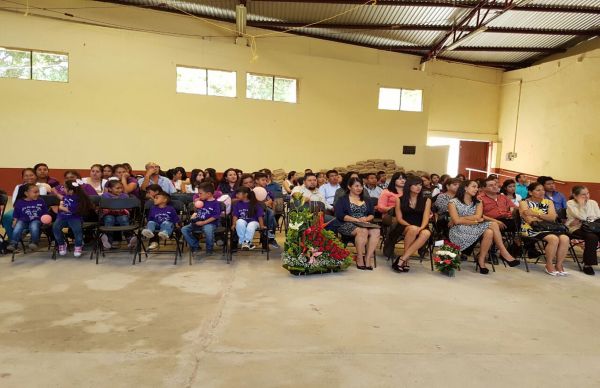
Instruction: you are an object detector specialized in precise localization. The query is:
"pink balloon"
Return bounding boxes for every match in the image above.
[194,200,204,209]
[253,187,268,201]
[40,214,52,225]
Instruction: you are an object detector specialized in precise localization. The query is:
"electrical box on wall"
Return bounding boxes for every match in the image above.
[403,146,416,155]
[506,152,518,161]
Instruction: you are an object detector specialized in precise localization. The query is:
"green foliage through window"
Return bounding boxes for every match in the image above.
[246,73,297,103]
[0,47,68,82]
[176,66,236,97]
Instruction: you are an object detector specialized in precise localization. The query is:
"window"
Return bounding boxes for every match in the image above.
[176,66,236,97]
[378,87,422,112]
[246,73,297,103]
[0,47,68,82]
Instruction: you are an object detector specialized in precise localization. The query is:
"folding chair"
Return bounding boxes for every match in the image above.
[92,197,142,264]
[185,201,229,265]
[136,199,185,265]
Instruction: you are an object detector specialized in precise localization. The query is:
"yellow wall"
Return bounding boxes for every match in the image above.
[497,47,600,181]
[0,2,503,174]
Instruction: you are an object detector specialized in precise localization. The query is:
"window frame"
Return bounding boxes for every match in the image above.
[175,64,237,98]
[377,86,423,112]
[0,46,69,83]
[246,72,298,104]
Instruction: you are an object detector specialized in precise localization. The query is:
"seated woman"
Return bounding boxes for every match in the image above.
[376,172,406,215]
[449,180,520,275]
[282,171,297,195]
[334,177,380,270]
[500,179,522,207]
[34,163,60,188]
[83,164,107,195]
[102,164,114,180]
[333,171,366,208]
[113,164,140,197]
[218,168,239,197]
[433,178,461,217]
[387,177,432,273]
[520,182,570,276]
[566,185,600,276]
[52,170,98,197]
[187,169,205,193]
[167,167,188,193]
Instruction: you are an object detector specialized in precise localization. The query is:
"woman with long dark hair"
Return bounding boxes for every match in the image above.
[449,180,519,274]
[376,171,406,214]
[219,168,239,197]
[334,177,379,270]
[500,179,522,207]
[566,185,600,275]
[386,177,432,272]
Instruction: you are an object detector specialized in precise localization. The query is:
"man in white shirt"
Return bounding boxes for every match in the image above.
[364,172,383,199]
[318,170,340,208]
[292,173,330,210]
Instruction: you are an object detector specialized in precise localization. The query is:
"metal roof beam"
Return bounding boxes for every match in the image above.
[247,22,600,36]
[251,0,600,14]
[384,45,565,53]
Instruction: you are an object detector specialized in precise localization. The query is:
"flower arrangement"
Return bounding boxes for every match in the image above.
[433,241,461,277]
[282,204,353,275]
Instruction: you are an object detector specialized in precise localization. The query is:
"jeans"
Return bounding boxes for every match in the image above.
[2,209,14,240]
[53,218,83,247]
[236,219,259,243]
[11,220,42,244]
[182,223,216,251]
[146,221,174,236]
[103,214,130,242]
[265,208,276,237]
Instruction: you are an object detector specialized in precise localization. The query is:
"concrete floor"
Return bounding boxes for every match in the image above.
[1,242,600,388]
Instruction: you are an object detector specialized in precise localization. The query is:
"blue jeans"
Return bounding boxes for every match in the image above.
[265,208,276,237]
[2,209,14,240]
[11,220,42,244]
[236,219,259,243]
[146,221,174,236]
[103,214,130,242]
[53,218,83,247]
[182,222,216,251]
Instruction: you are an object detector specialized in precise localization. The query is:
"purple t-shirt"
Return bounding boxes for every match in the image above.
[101,192,129,199]
[148,205,180,224]
[58,195,81,221]
[233,201,264,222]
[13,199,48,222]
[193,199,221,225]
[56,183,97,197]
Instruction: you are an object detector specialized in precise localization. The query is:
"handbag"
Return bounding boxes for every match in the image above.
[531,220,568,234]
[582,220,600,234]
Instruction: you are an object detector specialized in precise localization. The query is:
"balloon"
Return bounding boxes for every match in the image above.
[41,215,52,225]
[253,187,268,201]
[194,200,204,209]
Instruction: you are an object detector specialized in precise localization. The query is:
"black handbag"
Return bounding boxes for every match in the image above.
[582,221,600,234]
[531,220,568,234]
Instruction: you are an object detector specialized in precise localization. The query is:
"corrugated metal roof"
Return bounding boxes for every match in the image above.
[100,0,600,69]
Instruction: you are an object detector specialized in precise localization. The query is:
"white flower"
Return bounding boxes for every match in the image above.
[289,221,303,230]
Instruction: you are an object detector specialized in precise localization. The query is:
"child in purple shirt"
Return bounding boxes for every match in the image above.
[182,182,222,255]
[100,180,133,249]
[141,192,180,240]
[7,183,48,252]
[232,187,265,250]
[52,180,94,257]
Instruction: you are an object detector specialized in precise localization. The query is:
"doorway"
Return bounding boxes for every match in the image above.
[457,140,490,179]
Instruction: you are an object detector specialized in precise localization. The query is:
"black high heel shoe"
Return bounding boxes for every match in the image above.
[501,257,521,267]
[392,257,407,273]
[479,266,490,275]
[356,264,367,270]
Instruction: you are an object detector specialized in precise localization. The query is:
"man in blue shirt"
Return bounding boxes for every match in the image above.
[515,173,529,200]
[318,170,340,207]
[138,162,176,194]
[538,176,567,211]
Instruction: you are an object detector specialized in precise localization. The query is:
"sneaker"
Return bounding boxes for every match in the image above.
[58,244,68,256]
[28,243,39,251]
[248,243,256,250]
[267,231,276,239]
[6,243,17,252]
[157,231,169,240]
[241,242,250,251]
[74,246,83,257]
[148,241,159,250]
[101,234,111,249]
[141,229,154,239]
[269,239,280,249]
[128,236,138,249]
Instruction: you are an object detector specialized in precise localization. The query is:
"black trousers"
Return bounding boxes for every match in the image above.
[571,228,599,266]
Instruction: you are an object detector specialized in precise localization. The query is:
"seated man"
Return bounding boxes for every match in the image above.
[364,172,383,199]
[539,176,567,213]
[291,173,339,232]
[254,172,279,248]
[318,170,340,209]
[138,162,175,195]
[261,169,282,196]
[480,177,517,232]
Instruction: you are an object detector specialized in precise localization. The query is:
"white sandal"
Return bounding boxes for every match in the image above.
[545,268,559,276]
